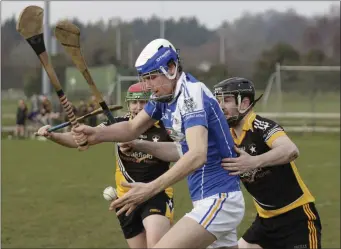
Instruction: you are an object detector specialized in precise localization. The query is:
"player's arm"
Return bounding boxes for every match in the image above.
[129,140,182,162]
[36,125,78,148]
[255,134,299,168]
[150,125,207,193]
[91,110,156,144]
[49,132,78,148]
[37,116,128,148]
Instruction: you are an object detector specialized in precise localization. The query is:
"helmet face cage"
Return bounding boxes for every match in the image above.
[125,91,150,115]
[136,44,180,103]
[214,89,255,127]
[213,77,263,127]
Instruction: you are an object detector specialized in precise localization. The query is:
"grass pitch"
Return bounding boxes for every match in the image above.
[1,133,340,248]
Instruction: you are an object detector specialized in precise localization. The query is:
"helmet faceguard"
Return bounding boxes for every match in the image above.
[214,77,263,127]
[126,83,151,116]
[135,39,181,103]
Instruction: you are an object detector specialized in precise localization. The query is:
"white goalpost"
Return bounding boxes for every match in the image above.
[260,63,340,133]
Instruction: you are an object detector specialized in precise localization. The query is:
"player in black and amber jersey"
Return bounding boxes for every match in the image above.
[36,82,174,248]
[100,82,174,248]
[214,77,322,249]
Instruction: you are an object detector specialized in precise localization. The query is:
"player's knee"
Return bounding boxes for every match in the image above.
[143,215,171,247]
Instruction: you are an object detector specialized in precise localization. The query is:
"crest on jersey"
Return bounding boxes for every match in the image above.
[183,97,196,113]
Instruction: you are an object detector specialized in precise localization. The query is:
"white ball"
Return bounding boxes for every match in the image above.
[103,186,117,201]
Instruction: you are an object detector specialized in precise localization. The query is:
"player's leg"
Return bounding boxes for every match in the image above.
[141,190,173,247]
[154,191,245,248]
[238,214,268,249]
[116,207,147,248]
[143,214,171,247]
[153,215,217,248]
[280,202,322,249]
[207,191,245,248]
[126,231,147,249]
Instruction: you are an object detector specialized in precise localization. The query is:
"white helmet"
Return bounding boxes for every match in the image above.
[135,38,180,80]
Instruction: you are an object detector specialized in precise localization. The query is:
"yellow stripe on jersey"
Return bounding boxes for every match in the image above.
[201,193,227,228]
[115,162,129,198]
[265,130,286,147]
[254,161,315,218]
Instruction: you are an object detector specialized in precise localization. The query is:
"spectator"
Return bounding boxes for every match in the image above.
[40,95,52,125]
[87,96,98,127]
[15,99,28,139]
[77,99,88,123]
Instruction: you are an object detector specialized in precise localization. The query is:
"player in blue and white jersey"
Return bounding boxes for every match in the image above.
[72,38,245,248]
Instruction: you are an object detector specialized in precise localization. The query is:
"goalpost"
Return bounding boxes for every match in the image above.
[261,63,340,133]
[112,66,340,133]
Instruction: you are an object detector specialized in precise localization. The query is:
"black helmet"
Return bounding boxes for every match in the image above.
[213,77,262,127]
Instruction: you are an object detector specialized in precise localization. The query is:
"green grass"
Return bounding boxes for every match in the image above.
[1,133,340,248]
[258,91,340,113]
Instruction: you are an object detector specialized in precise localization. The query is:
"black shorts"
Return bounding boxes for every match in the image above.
[116,191,174,239]
[242,202,322,249]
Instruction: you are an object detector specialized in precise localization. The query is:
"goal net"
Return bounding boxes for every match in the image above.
[65,64,117,104]
[261,64,340,133]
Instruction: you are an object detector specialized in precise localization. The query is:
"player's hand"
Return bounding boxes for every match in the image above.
[72,124,97,146]
[117,141,133,155]
[35,125,52,138]
[221,146,261,175]
[109,181,157,216]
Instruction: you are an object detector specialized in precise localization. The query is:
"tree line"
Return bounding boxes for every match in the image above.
[1,4,340,95]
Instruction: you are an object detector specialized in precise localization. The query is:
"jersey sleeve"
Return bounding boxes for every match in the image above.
[180,85,208,130]
[144,100,162,120]
[259,118,286,147]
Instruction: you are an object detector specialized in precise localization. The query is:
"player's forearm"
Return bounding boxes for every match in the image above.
[132,140,181,162]
[49,132,78,148]
[256,144,299,168]
[150,150,206,193]
[95,121,140,143]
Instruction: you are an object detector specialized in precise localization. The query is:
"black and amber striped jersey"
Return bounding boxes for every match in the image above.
[231,111,315,218]
[101,113,173,197]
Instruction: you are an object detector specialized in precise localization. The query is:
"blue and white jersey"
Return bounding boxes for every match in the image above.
[144,72,240,201]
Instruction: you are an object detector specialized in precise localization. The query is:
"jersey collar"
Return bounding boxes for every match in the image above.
[241,111,256,131]
[168,72,185,104]
[230,111,256,145]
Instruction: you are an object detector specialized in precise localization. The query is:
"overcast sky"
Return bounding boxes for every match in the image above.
[1,1,339,29]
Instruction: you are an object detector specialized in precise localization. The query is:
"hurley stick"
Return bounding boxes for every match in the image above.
[16,6,88,149]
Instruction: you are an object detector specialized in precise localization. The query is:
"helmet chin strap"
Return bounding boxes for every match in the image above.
[150,65,179,103]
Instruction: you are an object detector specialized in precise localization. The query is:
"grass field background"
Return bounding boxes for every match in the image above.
[1,133,340,248]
